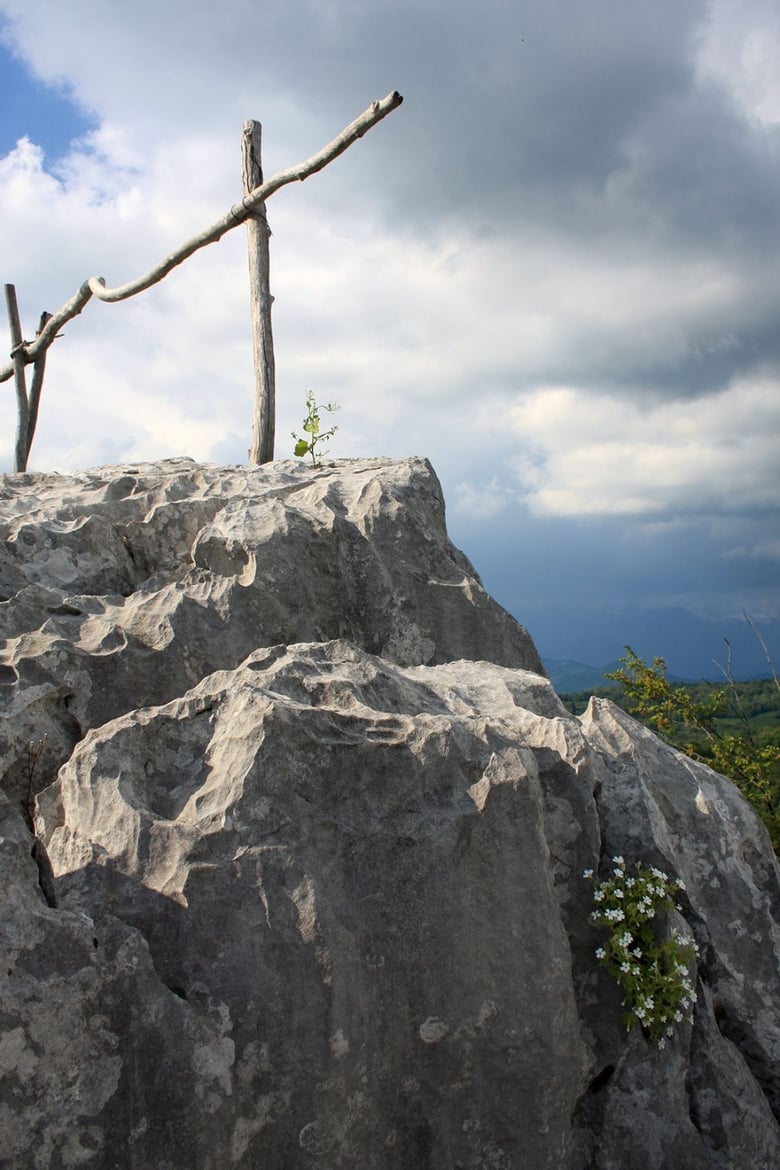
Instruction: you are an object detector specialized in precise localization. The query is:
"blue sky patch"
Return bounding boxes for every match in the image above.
[0,41,97,161]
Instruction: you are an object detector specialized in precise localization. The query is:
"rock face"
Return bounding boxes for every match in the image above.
[0,456,540,816]
[0,456,778,1170]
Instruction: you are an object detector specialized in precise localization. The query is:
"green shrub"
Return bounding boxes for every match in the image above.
[606,647,780,853]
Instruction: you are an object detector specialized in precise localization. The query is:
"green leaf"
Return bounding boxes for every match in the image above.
[294,440,310,458]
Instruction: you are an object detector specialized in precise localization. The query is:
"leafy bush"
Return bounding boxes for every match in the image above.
[605,647,780,853]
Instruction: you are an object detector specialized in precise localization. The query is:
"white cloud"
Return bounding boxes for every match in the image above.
[452,477,520,520]
[696,0,780,126]
[504,380,780,518]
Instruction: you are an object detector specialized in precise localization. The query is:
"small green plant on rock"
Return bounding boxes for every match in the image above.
[292,391,340,467]
[585,857,698,1046]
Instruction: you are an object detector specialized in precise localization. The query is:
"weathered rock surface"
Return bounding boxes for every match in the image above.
[0,457,778,1169]
[0,457,540,814]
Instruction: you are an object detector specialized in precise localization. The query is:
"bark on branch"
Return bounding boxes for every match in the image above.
[0,91,403,383]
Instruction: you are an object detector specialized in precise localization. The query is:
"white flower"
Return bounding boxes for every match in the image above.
[612,855,625,866]
[621,961,631,973]
[583,868,594,879]
[595,947,606,960]
[632,948,642,959]
[614,889,624,899]
[593,889,605,903]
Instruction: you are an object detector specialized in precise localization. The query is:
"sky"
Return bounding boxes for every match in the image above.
[0,0,778,680]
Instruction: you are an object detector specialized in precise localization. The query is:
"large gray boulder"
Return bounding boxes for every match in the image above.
[0,456,540,813]
[0,457,778,1169]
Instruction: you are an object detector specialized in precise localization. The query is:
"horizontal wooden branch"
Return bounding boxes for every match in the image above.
[0,91,403,383]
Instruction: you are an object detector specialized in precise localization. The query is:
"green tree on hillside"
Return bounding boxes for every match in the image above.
[606,647,780,854]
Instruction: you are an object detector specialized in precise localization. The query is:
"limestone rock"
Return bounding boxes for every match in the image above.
[0,456,540,813]
[0,783,246,1170]
[0,457,778,1169]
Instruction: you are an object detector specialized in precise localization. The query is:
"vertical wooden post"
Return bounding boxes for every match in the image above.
[242,120,276,465]
[4,284,30,472]
[27,310,52,459]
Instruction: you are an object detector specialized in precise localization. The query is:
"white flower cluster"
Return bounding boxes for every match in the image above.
[584,857,699,1045]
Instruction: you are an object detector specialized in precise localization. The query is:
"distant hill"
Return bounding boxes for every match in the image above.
[535,608,780,685]
[543,658,619,693]
[542,649,777,694]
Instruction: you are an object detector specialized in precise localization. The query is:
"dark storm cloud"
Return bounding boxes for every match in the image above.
[8,0,778,257]
[239,0,780,398]
[293,0,780,250]
[542,296,780,400]
[451,505,780,678]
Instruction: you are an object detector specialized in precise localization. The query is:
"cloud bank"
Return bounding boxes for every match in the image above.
[1,0,778,673]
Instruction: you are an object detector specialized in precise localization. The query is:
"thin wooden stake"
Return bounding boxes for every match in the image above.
[242,121,276,465]
[4,284,30,472]
[27,311,52,459]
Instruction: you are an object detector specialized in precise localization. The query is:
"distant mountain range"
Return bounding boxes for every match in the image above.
[543,651,777,695]
[527,608,780,688]
[543,657,712,693]
[542,659,618,693]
